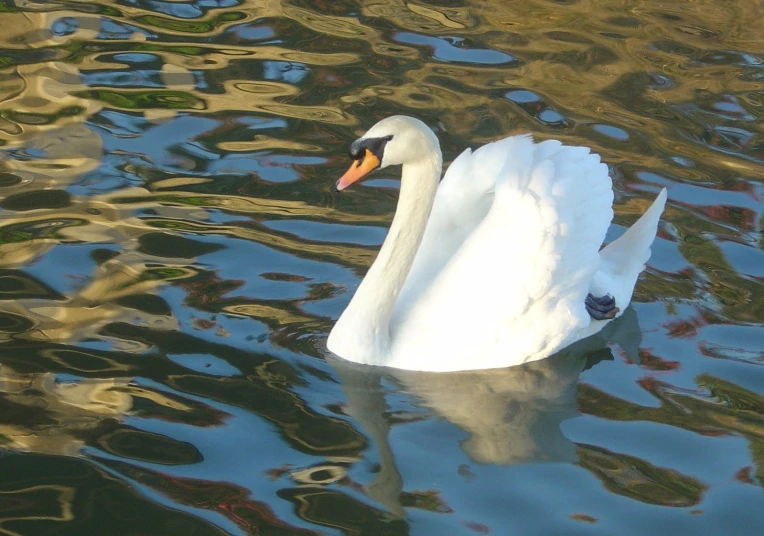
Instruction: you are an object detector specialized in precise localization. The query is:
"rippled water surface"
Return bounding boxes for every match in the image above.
[1,0,763,534]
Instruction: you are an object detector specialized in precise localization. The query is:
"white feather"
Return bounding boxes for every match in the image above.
[328,116,668,372]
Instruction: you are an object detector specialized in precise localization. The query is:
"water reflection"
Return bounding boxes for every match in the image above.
[0,0,763,533]
[331,309,653,516]
[0,365,131,454]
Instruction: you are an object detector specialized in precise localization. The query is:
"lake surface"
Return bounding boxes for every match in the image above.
[0,0,762,534]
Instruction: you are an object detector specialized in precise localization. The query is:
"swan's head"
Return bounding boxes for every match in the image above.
[336,115,440,191]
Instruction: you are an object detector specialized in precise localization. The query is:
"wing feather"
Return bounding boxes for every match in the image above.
[394,135,533,312]
[390,137,614,370]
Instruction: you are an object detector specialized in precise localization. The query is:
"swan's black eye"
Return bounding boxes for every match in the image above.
[349,139,364,160]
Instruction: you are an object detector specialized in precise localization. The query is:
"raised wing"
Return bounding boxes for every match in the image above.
[390,138,614,371]
[395,135,534,313]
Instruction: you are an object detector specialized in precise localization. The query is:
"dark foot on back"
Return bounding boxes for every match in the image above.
[585,293,620,321]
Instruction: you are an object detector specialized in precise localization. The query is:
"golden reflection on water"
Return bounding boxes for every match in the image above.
[0,0,762,533]
[0,363,130,453]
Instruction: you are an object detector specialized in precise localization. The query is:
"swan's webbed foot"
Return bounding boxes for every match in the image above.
[585,293,619,321]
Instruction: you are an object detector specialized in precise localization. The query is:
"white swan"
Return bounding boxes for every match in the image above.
[327,115,667,372]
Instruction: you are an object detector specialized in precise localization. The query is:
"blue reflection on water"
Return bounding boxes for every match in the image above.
[395,32,516,65]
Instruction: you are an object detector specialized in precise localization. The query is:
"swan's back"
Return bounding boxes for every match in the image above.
[390,136,615,371]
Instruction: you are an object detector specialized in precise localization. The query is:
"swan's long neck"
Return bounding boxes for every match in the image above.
[329,153,442,364]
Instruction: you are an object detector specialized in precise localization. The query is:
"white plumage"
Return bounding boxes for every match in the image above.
[328,116,667,372]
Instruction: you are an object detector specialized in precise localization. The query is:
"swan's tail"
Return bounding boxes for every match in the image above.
[590,188,667,313]
[600,188,667,275]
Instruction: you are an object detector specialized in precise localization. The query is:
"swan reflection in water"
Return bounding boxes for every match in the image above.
[328,307,642,516]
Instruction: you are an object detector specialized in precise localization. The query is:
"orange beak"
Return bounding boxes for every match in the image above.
[336,149,380,191]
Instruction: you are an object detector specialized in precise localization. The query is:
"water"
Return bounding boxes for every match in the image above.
[0,0,762,534]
